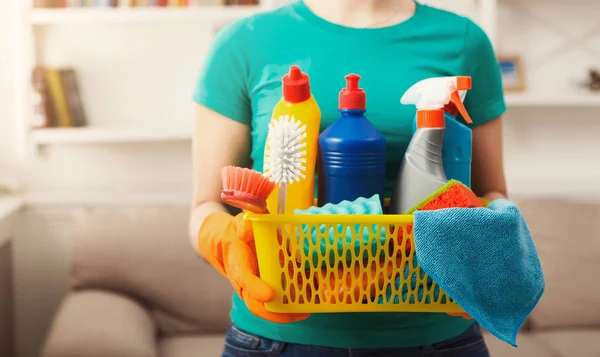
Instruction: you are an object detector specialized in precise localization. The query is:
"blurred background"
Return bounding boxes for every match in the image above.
[1,0,599,356]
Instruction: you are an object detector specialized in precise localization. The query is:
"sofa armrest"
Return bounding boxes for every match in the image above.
[41,290,158,357]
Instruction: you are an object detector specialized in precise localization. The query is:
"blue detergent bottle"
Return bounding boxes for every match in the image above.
[318,74,386,207]
[410,93,473,187]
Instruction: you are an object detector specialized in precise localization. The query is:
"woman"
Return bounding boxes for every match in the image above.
[189,0,507,356]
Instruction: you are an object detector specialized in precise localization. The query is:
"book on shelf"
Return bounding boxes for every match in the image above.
[32,0,48,8]
[60,69,87,128]
[36,0,258,7]
[95,0,112,7]
[225,0,260,4]
[30,67,55,129]
[30,66,87,130]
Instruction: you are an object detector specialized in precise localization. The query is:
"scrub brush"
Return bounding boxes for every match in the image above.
[263,114,307,214]
[221,166,276,214]
[221,166,285,253]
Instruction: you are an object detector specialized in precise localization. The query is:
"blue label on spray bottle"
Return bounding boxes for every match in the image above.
[412,112,472,187]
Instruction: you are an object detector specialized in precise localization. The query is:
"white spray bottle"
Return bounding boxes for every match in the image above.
[389,76,473,214]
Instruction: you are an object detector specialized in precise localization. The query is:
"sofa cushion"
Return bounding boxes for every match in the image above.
[41,290,157,357]
[70,206,233,335]
[535,329,600,357]
[159,335,225,357]
[483,332,554,357]
[514,197,600,329]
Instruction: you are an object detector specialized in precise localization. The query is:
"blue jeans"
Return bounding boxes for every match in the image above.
[222,323,490,357]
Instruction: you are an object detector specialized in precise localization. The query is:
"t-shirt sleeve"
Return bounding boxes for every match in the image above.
[193,20,251,125]
[461,20,506,126]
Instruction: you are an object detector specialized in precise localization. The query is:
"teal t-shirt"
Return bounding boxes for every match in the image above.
[194,0,506,349]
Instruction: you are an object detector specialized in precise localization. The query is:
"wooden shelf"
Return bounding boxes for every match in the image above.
[505,93,600,107]
[28,6,264,25]
[30,127,191,145]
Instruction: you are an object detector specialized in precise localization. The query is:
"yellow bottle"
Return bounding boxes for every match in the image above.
[265,65,321,214]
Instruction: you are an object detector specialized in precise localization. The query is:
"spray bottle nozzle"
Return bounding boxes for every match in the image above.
[450,92,472,123]
[451,76,473,124]
[455,76,472,91]
[401,76,474,125]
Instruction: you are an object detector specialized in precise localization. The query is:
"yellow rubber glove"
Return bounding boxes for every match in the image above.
[198,212,310,324]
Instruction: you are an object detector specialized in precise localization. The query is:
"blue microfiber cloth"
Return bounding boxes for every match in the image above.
[294,194,386,266]
[413,199,545,346]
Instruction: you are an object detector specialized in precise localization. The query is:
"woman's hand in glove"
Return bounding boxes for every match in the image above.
[199,212,310,324]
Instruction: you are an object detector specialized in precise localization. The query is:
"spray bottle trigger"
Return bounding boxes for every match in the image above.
[450,91,472,124]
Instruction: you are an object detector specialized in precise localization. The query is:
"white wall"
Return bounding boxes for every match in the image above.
[2,1,600,357]
[498,1,600,194]
[24,21,214,202]
[0,0,19,182]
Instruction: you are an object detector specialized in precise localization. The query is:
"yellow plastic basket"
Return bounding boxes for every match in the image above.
[245,208,464,314]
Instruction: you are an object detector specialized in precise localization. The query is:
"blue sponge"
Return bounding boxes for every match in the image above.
[294,195,386,266]
[294,195,451,306]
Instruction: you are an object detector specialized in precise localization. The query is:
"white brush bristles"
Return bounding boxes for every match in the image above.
[263,114,307,184]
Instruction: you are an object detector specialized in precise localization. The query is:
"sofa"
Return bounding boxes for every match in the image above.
[41,197,600,357]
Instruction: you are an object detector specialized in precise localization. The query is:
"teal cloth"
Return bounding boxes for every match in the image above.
[294,194,386,267]
[413,199,545,346]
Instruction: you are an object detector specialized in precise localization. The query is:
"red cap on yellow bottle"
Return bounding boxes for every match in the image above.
[282,65,311,103]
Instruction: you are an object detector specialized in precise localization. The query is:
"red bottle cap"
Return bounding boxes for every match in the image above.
[339,74,366,110]
[282,65,311,103]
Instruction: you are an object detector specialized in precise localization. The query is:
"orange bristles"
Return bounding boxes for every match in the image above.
[221,166,276,213]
